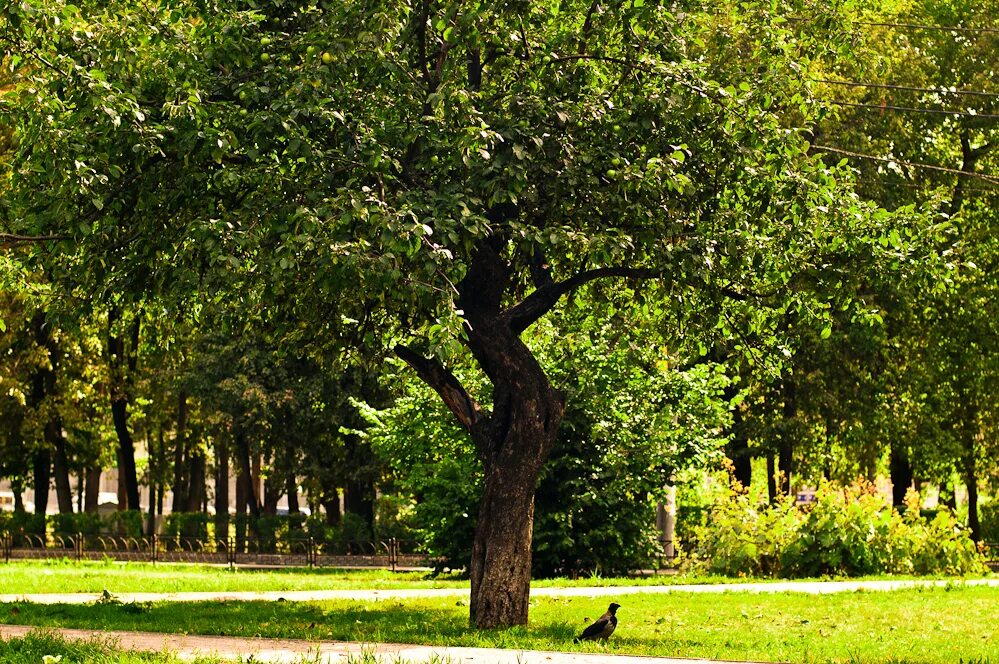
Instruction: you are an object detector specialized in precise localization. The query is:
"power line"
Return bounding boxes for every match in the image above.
[854,19,999,35]
[858,179,999,194]
[786,16,999,35]
[826,99,999,119]
[813,144,999,185]
[812,78,999,99]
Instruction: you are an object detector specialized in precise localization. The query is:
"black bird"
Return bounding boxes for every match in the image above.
[574,602,620,642]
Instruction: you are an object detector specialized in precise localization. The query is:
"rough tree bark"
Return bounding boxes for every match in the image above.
[107,308,142,511]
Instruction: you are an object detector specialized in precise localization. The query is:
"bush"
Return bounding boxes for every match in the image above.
[49,512,103,537]
[693,480,986,578]
[162,512,210,540]
[980,501,999,543]
[0,511,46,540]
[104,510,143,538]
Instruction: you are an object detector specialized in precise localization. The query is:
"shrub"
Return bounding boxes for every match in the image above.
[104,510,143,538]
[693,481,986,578]
[980,501,999,543]
[162,512,210,540]
[49,512,103,538]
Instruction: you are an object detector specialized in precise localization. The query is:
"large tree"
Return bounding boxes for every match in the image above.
[3,0,930,625]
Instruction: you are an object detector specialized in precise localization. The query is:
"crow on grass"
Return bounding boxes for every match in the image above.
[574,602,620,643]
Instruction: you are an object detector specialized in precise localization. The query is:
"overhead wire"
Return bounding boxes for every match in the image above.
[824,100,999,119]
[812,145,999,185]
[811,78,999,99]
[785,16,999,35]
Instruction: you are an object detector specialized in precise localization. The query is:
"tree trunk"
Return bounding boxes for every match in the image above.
[235,465,247,552]
[108,308,141,511]
[965,454,980,542]
[50,420,75,514]
[12,478,25,513]
[262,476,279,516]
[939,478,957,511]
[215,439,230,541]
[32,450,51,519]
[172,391,188,512]
[84,467,101,513]
[766,453,777,504]
[322,493,341,527]
[235,430,260,519]
[286,473,299,514]
[889,441,914,508]
[777,378,795,496]
[185,451,206,514]
[343,478,374,532]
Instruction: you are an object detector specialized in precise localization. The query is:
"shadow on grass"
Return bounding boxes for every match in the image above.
[1,599,578,650]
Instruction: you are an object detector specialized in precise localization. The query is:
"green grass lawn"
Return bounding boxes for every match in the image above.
[0,631,227,663]
[2,586,996,663]
[1,559,988,595]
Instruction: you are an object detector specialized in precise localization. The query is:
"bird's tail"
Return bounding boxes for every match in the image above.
[573,638,581,644]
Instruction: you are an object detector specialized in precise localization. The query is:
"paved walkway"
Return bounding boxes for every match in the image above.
[1,577,996,605]
[0,624,771,663]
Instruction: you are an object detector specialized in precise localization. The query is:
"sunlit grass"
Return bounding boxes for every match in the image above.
[1,559,988,595]
[2,585,996,663]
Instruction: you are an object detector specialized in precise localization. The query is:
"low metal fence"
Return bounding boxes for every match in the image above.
[0,531,428,571]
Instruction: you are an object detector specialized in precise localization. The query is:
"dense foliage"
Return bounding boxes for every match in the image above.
[692,481,986,578]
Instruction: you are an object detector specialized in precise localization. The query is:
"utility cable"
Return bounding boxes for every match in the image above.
[811,78,999,99]
[785,16,999,35]
[825,100,999,119]
[813,145,999,185]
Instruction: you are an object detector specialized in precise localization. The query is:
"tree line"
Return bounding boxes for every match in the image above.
[1,0,996,627]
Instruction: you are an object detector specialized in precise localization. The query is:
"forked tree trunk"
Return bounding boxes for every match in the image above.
[108,308,142,511]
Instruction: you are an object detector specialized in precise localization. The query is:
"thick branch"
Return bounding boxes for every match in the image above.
[505,266,659,334]
[0,233,69,248]
[394,344,486,431]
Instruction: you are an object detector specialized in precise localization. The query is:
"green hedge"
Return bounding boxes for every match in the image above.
[691,481,986,577]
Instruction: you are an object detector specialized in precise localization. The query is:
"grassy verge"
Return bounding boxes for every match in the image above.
[2,586,996,663]
[0,631,227,663]
[1,559,989,595]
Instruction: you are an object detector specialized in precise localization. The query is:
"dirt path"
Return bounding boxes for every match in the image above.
[0,624,773,663]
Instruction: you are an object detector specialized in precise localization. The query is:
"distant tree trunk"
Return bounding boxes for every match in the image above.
[777,378,795,496]
[889,441,914,508]
[322,492,341,527]
[27,310,56,521]
[234,465,247,552]
[263,474,280,516]
[234,430,259,519]
[725,402,752,489]
[50,421,74,514]
[107,308,141,511]
[32,451,51,520]
[343,478,375,532]
[964,452,980,542]
[215,440,230,541]
[76,468,84,513]
[939,478,957,511]
[172,391,188,512]
[184,451,206,514]
[11,478,25,513]
[766,453,777,504]
[286,473,299,514]
[84,467,101,513]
